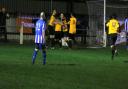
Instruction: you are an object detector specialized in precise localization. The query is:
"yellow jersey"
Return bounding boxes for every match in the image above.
[69,17,77,34]
[48,15,55,26]
[62,19,68,32]
[106,19,119,34]
[55,21,62,32]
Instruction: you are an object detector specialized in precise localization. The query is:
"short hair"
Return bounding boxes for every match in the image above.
[40,12,45,19]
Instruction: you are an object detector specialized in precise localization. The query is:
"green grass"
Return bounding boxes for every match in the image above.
[0,43,128,89]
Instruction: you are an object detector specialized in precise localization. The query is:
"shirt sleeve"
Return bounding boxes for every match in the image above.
[106,21,109,27]
[116,21,119,28]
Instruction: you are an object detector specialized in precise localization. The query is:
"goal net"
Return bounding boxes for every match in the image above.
[87,0,128,47]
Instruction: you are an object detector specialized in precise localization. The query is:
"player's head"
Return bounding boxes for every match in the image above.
[55,13,60,20]
[60,13,64,18]
[2,7,6,13]
[40,12,45,19]
[71,13,74,18]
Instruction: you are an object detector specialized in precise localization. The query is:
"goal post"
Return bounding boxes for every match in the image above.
[103,0,106,47]
[87,0,105,47]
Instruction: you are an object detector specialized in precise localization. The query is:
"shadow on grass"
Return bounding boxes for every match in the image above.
[48,63,78,66]
[123,60,128,63]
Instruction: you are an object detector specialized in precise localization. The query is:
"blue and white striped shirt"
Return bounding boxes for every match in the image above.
[35,19,46,44]
[124,18,128,32]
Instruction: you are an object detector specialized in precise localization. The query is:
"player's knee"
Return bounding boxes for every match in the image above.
[50,35,55,39]
[35,48,39,51]
[110,45,114,48]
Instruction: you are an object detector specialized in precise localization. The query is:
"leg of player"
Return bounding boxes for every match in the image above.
[126,33,128,50]
[68,39,73,48]
[68,34,73,48]
[42,44,46,65]
[42,50,46,65]
[111,35,118,60]
[72,34,76,44]
[111,45,116,60]
[50,35,55,49]
[56,32,62,48]
[32,48,38,64]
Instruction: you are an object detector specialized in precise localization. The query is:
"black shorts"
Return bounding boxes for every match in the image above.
[35,43,46,50]
[55,31,62,40]
[108,33,117,46]
[126,33,128,39]
[69,33,75,40]
[48,25,55,35]
[63,31,68,37]
[126,33,128,45]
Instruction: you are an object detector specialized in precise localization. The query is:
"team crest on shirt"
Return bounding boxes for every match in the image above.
[112,22,116,27]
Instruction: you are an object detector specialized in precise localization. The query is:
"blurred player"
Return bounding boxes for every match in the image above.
[0,7,9,42]
[54,14,62,47]
[68,13,77,48]
[61,13,68,37]
[60,13,69,47]
[106,14,120,60]
[48,10,56,49]
[124,15,128,50]
[32,12,46,65]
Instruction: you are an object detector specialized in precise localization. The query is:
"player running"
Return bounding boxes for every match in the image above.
[32,12,46,65]
[106,14,120,60]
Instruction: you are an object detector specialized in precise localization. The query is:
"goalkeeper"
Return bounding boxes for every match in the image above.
[32,12,46,65]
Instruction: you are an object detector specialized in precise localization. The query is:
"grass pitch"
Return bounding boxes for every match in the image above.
[0,43,128,89]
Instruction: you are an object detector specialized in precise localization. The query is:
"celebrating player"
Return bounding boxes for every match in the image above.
[48,10,56,49]
[32,12,46,65]
[61,13,68,37]
[54,14,63,47]
[106,14,120,60]
[68,13,77,48]
[60,13,69,47]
